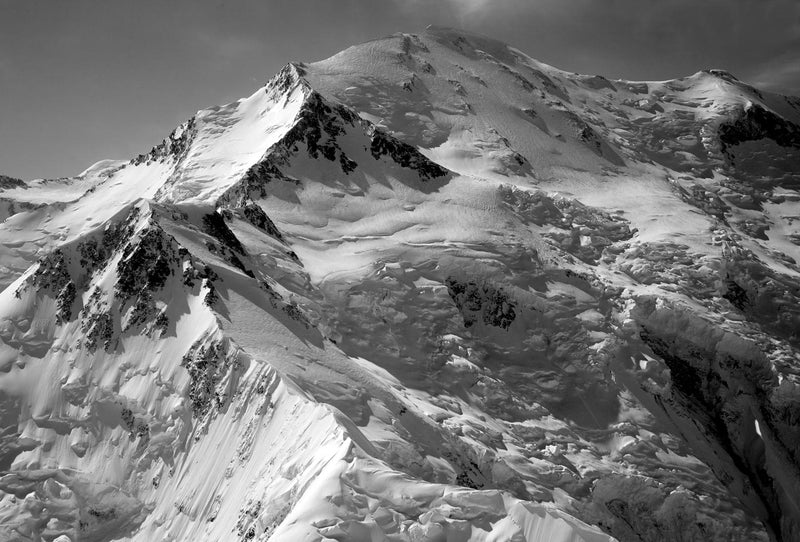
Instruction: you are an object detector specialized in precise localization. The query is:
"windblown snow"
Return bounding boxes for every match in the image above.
[1,25,800,542]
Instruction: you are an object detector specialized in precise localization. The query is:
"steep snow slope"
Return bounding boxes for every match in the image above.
[1,25,800,542]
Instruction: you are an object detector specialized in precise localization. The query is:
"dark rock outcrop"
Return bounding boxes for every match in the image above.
[445,277,516,329]
[0,175,25,189]
[132,117,196,165]
[369,128,449,180]
[719,104,800,156]
[634,301,800,542]
[241,203,284,242]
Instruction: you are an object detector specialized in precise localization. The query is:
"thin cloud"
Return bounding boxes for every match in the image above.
[195,33,265,62]
[392,0,517,23]
[750,52,800,96]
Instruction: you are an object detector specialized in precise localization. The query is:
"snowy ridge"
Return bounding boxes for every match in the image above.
[0,26,800,541]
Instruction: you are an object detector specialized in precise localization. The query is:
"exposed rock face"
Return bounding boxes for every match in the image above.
[720,256,800,346]
[369,128,450,180]
[0,175,25,189]
[631,300,800,541]
[131,117,196,166]
[281,91,359,168]
[202,210,244,250]
[445,277,516,329]
[719,103,800,156]
[241,203,284,241]
[181,337,242,418]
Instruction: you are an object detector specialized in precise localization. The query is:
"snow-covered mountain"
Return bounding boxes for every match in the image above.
[1,25,800,541]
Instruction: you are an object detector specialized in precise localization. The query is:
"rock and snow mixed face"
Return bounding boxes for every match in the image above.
[0,25,799,542]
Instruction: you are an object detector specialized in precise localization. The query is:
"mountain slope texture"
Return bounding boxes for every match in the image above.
[1,26,800,542]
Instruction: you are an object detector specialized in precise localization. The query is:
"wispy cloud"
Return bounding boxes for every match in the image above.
[195,33,265,62]
[749,52,800,96]
[392,0,525,23]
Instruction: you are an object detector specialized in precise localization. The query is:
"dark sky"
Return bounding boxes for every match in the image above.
[2,0,798,180]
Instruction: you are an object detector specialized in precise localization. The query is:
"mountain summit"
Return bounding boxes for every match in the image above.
[1,27,799,541]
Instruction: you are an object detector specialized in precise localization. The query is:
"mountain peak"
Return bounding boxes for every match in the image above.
[264,61,311,95]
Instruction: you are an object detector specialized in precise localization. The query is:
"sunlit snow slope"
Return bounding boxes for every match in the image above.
[1,26,800,542]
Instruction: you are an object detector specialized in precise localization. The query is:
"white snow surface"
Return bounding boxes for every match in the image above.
[0,26,799,542]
